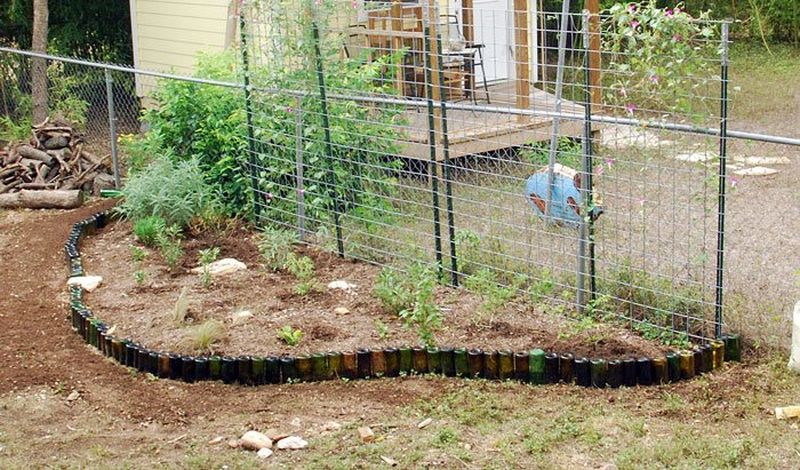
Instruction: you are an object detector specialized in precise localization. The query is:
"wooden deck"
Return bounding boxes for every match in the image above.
[402,81,587,161]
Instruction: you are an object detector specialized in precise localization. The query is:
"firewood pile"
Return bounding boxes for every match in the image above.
[0,120,115,209]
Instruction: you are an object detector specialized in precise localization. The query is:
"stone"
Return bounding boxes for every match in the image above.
[226,439,240,449]
[67,276,103,292]
[733,156,791,166]
[321,421,342,432]
[417,418,433,429]
[327,280,356,291]
[257,448,274,459]
[265,428,289,442]
[358,426,375,443]
[92,173,116,196]
[231,310,253,325]
[788,301,800,373]
[239,430,272,451]
[674,151,715,163]
[189,258,247,276]
[207,436,224,445]
[381,456,399,466]
[733,166,780,176]
[333,307,350,315]
[275,436,308,450]
[66,390,80,402]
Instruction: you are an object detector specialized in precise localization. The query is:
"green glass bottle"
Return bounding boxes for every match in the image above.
[559,353,574,384]
[398,347,413,374]
[384,348,400,377]
[590,358,607,388]
[652,357,668,385]
[370,349,386,377]
[454,348,469,377]
[529,349,545,385]
[439,347,455,377]
[467,348,483,378]
[607,359,622,388]
[412,347,428,374]
[312,352,329,381]
[482,350,499,380]
[209,356,222,381]
[252,356,266,385]
[296,355,313,382]
[513,351,529,382]
[498,350,513,380]
[666,352,680,383]
[679,351,694,380]
[341,351,357,379]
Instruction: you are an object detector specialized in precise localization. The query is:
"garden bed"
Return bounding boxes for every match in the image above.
[79,218,670,360]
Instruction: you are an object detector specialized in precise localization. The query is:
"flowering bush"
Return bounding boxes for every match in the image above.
[603,1,718,122]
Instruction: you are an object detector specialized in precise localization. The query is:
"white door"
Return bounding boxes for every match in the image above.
[472,0,513,83]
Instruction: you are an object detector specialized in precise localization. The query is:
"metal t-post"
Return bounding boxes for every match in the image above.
[577,12,595,313]
[104,68,120,189]
[545,0,571,221]
[714,22,730,339]
[422,0,444,278]
[295,96,306,242]
[239,2,261,222]
[311,19,345,258]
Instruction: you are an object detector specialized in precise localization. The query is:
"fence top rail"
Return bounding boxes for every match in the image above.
[2,47,798,149]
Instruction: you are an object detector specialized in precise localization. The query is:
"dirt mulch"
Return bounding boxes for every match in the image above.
[79,220,669,359]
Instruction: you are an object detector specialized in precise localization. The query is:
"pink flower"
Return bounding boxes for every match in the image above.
[298,188,306,195]
[631,20,640,29]
[638,198,647,207]
[605,158,616,168]
[649,74,660,84]
[286,106,294,113]
[672,33,683,42]
[595,164,605,176]
[625,103,637,115]
[265,192,273,201]
[665,9,674,17]
[351,0,357,8]
[729,176,739,188]
[627,3,637,13]
[619,87,628,98]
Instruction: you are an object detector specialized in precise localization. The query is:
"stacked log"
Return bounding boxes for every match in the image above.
[0,120,115,208]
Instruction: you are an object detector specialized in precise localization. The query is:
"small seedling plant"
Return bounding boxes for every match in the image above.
[197,247,220,288]
[285,253,320,295]
[257,226,296,271]
[130,245,149,286]
[277,325,303,347]
[398,263,443,348]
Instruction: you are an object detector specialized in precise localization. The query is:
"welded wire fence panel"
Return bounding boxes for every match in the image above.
[3,0,797,348]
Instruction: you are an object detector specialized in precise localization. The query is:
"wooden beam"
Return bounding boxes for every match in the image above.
[586,0,602,108]
[514,0,530,122]
[462,0,474,45]
[390,1,404,95]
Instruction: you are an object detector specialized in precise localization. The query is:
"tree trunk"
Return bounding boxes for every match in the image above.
[31,0,49,125]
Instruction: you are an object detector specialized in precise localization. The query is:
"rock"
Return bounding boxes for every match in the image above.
[417,418,433,429]
[358,426,375,443]
[257,448,274,459]
[734,156,791,166]
[674,151,715,163]
[321,421,341,432]
[66,390,80,402]
[231,310,253,325]
[265,428,290,442]
[327,280,356,291]
[189,258,247,276]
[207,436,224,445]
[276,436,308,450]
[381,456,399,466]
[226,439,240,449]
[92,173,116,196]
[333,307,350,315]
[733,166,780,176]
[239,430,272,451]
[67,275,102,292]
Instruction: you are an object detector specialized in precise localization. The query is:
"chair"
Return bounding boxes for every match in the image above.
[439,14,491,104]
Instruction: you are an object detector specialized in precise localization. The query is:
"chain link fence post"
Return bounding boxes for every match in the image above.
[104,68,120,189]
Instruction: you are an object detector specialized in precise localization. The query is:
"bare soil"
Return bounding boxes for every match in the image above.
[80,219,668,359]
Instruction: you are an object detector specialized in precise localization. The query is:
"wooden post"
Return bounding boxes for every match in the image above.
[391,1,404,95]
[462,0,474,45]
[586,0,602,108]
[514,0,531,122]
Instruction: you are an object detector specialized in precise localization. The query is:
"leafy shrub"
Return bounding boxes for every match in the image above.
[156,224,184,272]
[117,156,216,229]
[374,266,417,315]
[132,216,166,247]
[133,14,405,224]
[257,226,296,271]
[464,268,526,314]
[603,1,717,121]
[398,263,442,348]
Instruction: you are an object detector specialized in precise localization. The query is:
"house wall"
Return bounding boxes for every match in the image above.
[130,0,233,97]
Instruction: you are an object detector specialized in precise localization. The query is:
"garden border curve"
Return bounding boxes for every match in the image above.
[65,211,741,387]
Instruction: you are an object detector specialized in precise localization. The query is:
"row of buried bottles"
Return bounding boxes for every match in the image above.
[65,213,741,387]
[70,296,742,386]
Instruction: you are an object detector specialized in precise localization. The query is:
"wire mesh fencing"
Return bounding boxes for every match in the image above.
[1,0,798,348]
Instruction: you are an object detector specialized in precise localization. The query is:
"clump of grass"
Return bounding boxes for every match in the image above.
[133,216,166,247]
[285,253,320,295]
[277,325,303,346]
[184,319,226,353]
[257,226,296,271]
[374,263,443,347]
[173,286,191,324]
[375,319,391,340]
[464,268,527,323]
[134,270,147,286]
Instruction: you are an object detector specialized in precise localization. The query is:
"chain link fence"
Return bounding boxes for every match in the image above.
[1,0,798,349]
